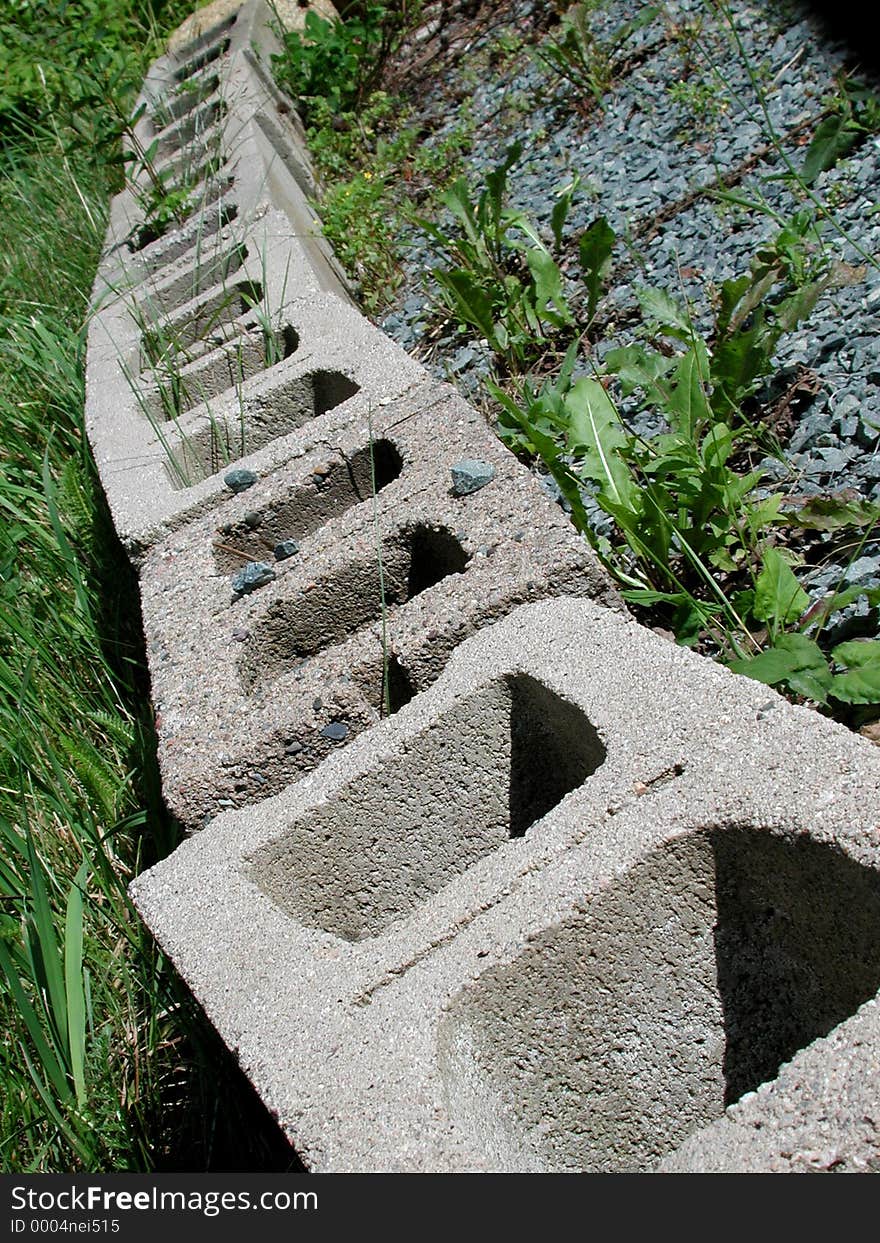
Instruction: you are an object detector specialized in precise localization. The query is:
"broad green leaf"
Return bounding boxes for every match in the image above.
[578,216,615,322]
[802,114,859,184]
[550,176,580,250]
[637,286,692,338]
[716,273,752,338]
[746,493,784,533]
[666,345,712,438]
[710,321,774,414]
[672,597,707,647]
[700,421,734,469]
[558,338,580,388]
[729,633,831,701]
[440,179,480,247]
[565,377,637,511]
[621,588,694,606]
[526,247,574,325]
[490,383,591,532]
[776,274,833,334]
[753,547,810,628]
[830,640,880,704]
[783,494,880,532]
[433,268,495,340]
[604,344,672,397]
[483,140,522,243]
[787,665,835,702]
[800,585,878,628]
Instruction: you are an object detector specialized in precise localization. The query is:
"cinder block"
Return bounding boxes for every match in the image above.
[86,14,366,554]
[87,282,428,552]
[139,386,619,828]
[131,597,880,1171]
[658,999,880,1172]
[105,0,880,1175]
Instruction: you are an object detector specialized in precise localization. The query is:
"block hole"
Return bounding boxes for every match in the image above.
[238,522,469,691]
[139,242,247,318]
[174,35,230,81]
[152,73,219,127]
[407,524,469,597]
[246,674,603,941]
[128,173,233,254]
[347,645,418,719]
[437,827,880,1171]
[174,15,236,65]
[385,653,416,714]
[156,98,226,159]
[138,322,299,427]
[508,674,605,838]
[142,279,262,366]
[212,438,402,571]
[152,140,225,194]
[129,201,236,263]
[162,366,361,491]
[312,369,360,418]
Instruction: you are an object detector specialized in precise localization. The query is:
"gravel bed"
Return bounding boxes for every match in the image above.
[377,0,880,595]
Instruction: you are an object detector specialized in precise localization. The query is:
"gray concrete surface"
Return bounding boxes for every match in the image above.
[139,378,618,828]
[131,597,880,1172]
[75,0,880,1173]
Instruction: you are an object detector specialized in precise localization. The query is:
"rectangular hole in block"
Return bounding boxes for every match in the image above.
[152,141,225,196]
[128,200,236,261]
[174,15,236,65]
[138,323,299,425]
[174,35,230,82]
[385,652,416,714]
[238,522,469,692]
[156,97,226,160]
[212,438,403,571]
[152,72,219,128]
[436,826,880,1171]
[162,365,360,490]
[246,673,606,942]
[139,242,248,318]
[312,369,360,419]
[128,173,234,254]
[142,278,262,366]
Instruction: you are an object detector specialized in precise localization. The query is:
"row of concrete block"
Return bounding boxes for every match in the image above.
[84,0,880,1171]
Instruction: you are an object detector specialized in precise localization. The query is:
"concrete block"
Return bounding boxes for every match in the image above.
[167,0,338,58]
[139,386,619,828]
[131,597,880,1171]
[86,10,364,554]
[87,284,428,552]
[97,0,880,1174]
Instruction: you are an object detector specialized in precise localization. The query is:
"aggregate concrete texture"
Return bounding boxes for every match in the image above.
[80,0,880,1173]
[132,597,880,1172]
[140,378,619,828]
[86,0,360,554]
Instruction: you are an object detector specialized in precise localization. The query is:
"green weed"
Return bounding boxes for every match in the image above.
[271,1,418,123]
[488,207,878,716]
[534,0,660,110]
[1,0,296,1172]
[418,142,614,373]
[302,91,473,313]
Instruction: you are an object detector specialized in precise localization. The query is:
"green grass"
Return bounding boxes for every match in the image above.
[0,0,298,1173]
